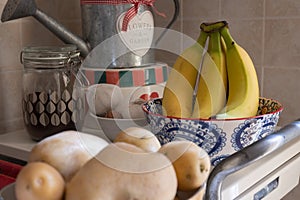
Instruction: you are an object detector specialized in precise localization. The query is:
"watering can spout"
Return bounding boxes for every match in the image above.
[1,0,36,22]
[1,0,91,57]
[33,9,91,57]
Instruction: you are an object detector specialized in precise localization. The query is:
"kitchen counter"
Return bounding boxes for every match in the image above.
[0,130,34,161]
[0,126,107,162]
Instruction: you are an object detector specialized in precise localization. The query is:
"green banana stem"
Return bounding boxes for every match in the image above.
[208,31,222,53]
[220,26,235,49]
[200,21,228,33]
[197,31,209,47]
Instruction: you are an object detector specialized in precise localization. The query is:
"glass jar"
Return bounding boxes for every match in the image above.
[21,45,86,141]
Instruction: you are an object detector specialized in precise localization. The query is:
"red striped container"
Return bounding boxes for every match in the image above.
[81,63,169,87]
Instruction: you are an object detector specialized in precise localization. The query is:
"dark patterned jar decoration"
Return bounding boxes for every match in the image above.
[21,45,86,141]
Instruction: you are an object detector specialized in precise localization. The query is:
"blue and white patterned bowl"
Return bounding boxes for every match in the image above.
[142,97,283,166]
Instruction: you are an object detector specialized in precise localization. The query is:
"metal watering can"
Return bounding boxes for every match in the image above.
[1,0,179,68]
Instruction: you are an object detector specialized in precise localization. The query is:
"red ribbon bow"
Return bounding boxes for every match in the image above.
[81,0,166,31]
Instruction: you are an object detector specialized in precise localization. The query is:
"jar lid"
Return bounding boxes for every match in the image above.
[21,45,81,69]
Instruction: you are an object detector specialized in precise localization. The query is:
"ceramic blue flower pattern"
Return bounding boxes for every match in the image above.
[143,97,283,166]
[154,119,227,157]
[258,111,281,139]
[231,118,264,151]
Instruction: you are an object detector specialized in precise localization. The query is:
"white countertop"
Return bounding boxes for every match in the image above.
[0,126,107,162]
[0,111,113,161]
[0,130,35,161]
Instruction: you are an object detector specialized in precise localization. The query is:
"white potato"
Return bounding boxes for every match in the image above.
[114,127,161,152]
[159,141,211,191]
[28,130,108,181]
[66,142,178,200]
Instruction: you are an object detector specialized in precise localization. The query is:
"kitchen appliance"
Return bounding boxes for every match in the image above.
[1,0,180,68]
[205,119,300,200]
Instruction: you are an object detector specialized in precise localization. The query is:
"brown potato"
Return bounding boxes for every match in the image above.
[159,141,211,191]
[28,130,108,181]
[114,127,161,152]
[15,162,65,200]
[66,142,178,200]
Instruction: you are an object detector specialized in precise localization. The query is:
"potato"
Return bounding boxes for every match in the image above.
[28,130,108,181]
[65,142,178,200]
[15,162,65,200]
[188,186,206,200]
[114,127,161,152]
[176,185,206,200]
[159,141,211,191]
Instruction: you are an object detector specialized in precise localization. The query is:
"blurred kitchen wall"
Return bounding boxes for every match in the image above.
[0,0,300,134]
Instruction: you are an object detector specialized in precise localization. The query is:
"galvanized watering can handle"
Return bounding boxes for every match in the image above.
[155,0,180,45]
[204,119,300,200]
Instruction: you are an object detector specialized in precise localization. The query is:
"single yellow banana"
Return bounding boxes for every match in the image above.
[192,31,227,119]
[216,26,259,119]
[221,34,228,96]
[162,31,208,118]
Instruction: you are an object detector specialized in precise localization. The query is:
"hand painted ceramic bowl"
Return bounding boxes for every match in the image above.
[142,97,283,166]
[81,62,168,87]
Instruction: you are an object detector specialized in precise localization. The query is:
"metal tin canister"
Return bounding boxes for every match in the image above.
[21,45,85,141]
[81,3,155,68]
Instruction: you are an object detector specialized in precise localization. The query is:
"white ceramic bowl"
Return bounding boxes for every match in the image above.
[84,83,164,141]
[142,97,283,166]
[92,113,149,141]
[86,83,165,119]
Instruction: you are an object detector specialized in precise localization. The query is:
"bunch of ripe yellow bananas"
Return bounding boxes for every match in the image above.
[162,21,259,119]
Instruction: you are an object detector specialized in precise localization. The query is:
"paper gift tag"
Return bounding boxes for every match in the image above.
[116,10,154,57]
